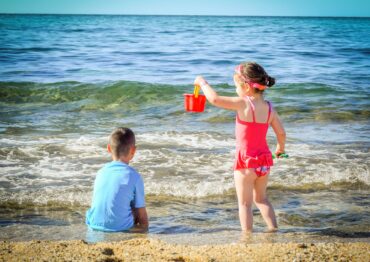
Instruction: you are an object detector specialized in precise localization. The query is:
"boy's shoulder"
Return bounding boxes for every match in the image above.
[98,161,141,177]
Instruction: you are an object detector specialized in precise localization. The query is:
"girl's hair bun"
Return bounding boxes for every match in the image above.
[266,76,275,87]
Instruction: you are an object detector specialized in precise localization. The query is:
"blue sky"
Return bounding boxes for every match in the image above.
[0,0,369,17]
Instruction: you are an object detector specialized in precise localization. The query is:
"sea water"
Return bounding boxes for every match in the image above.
[0,15,369,243]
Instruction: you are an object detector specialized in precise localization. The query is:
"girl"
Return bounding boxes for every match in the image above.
[194,62,286,232]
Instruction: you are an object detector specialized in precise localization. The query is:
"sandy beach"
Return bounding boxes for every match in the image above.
[1,238,369,261]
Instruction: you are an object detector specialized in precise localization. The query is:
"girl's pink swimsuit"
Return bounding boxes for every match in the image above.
[234,96,273,176]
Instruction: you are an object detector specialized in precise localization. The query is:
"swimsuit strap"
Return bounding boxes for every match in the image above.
[245,96,256,123]
[266,101,272,123]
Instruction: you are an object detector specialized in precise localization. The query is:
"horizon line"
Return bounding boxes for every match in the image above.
[0,12,369,18]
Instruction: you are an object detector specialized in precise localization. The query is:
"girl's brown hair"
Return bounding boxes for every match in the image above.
[241,62,275,93]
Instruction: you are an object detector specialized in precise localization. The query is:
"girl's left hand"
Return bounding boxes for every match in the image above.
[194,76,208,87]
[274,150,288,158]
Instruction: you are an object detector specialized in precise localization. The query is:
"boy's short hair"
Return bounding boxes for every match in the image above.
[109,127,136,158]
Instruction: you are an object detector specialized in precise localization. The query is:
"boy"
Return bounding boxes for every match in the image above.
[86,127,148,232]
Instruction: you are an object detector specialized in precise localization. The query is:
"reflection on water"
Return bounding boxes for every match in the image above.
[0,192,369,243]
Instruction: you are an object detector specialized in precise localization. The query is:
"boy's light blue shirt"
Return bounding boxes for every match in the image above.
[86,161,145,232]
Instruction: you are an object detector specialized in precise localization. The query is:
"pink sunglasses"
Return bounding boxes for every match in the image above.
[235,65,267,90]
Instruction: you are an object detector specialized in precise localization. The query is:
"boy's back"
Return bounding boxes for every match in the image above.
[86,161,145,231]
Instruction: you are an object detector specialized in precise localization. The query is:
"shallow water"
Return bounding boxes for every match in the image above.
[1,193,369,244]
[0,15,369,242]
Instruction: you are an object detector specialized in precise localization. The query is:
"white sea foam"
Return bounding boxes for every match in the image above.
[0,130,369,206]
[138,131,234,149]
[270,142,370,187]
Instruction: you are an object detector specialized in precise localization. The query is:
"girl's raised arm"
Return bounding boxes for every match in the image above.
[195,76,244,111]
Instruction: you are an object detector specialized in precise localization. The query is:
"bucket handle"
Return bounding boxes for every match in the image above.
[194,85,200,98]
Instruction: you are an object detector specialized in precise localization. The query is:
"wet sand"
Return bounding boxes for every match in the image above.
[1,238,369,261]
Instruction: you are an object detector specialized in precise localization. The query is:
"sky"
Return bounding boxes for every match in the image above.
[0,0,369,17]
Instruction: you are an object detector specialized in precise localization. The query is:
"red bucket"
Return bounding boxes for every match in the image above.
[184,85,206,113]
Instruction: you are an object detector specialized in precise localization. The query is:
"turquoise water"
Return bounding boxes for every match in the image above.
[0,15,369,243]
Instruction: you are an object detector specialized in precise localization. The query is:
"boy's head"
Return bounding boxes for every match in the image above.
[107,127,136,162]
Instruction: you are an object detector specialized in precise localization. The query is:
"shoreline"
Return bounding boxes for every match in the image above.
[1,238,369,261]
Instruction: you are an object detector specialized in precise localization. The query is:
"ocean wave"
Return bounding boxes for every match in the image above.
[0,81,186,111]
[0,179,368,209]
[338,47,370,55]
[0,47,61,53]
[1,81,368,122]
[0,125,369,205]
[1,139,369,203]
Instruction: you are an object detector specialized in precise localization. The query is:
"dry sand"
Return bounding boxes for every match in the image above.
[0,238,369,261]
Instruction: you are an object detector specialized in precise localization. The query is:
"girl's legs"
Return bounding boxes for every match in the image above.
[253,173,278,231]
[234,169,257,232]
